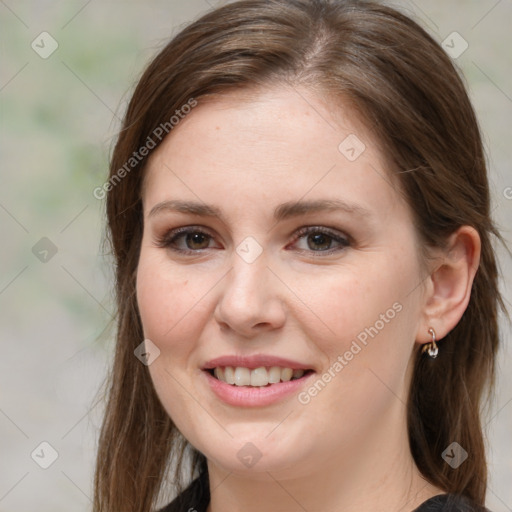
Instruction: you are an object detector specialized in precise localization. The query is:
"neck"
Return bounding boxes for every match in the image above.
[205,402,444,512]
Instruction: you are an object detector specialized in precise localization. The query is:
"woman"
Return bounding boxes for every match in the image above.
[93,1,506,511]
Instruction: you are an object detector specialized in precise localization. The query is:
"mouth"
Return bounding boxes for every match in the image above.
[205,366,315,387]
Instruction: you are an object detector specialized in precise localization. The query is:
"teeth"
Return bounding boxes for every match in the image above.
[268,366,281,384]
[234,367,251,386]
[251,367,268,386]
[224,366,235,385]
[214,367,224,381]
[292,369,305,379]
[211,366,306,387]
[281,367,293,382]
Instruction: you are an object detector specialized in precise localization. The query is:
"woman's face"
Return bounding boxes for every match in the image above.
[136,85,428,478]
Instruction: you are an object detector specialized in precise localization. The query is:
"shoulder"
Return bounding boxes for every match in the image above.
[155,472,209,512]
[413,493,493,512]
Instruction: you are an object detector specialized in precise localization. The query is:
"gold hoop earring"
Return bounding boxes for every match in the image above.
[421,328,438,358]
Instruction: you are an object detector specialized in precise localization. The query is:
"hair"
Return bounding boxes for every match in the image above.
[93,1,507,510]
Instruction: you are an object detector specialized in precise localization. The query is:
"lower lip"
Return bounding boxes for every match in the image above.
[202,370,315,407]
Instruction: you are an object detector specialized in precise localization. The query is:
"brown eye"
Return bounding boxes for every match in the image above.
[184,232,211,250]
[292,226,350,255]
[155,227,216,253]
[306,232,333,251]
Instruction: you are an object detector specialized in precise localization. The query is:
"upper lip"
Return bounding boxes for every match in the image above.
[202,354,314,371]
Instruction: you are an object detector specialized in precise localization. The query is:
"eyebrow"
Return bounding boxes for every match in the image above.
[148,198,371,222]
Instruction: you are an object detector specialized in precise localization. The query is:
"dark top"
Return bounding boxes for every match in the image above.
[157,471,492,512]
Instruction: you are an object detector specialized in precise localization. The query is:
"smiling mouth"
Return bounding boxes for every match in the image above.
[207,366,315,387]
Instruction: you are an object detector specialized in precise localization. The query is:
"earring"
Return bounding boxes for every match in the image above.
[421,328,438,358]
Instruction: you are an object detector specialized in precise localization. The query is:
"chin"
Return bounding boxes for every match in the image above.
[197,431,316,479]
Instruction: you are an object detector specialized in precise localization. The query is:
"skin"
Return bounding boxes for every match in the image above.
[136,84,480,512]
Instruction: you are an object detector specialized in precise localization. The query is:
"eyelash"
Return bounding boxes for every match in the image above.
[154,225,351,257]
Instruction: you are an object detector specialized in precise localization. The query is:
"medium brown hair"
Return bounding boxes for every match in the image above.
[94,1,506,510]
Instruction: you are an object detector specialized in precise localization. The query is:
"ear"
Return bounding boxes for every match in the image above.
[416,226,481,345]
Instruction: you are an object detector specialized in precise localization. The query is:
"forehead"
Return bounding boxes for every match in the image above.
[141,85,405,221]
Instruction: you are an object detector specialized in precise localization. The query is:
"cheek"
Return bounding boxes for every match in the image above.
[302,258,417,352]
[296,254,421,410]
[135,251,206,356]
[135,253,209,430]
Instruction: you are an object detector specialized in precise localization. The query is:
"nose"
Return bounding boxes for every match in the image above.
[213,252,286,338]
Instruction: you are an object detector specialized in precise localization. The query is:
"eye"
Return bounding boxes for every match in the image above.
[154,226,217,254]
[154,225,351,256]
[289,226,351,255]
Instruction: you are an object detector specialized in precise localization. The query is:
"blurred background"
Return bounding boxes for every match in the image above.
[0,1,511,511]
